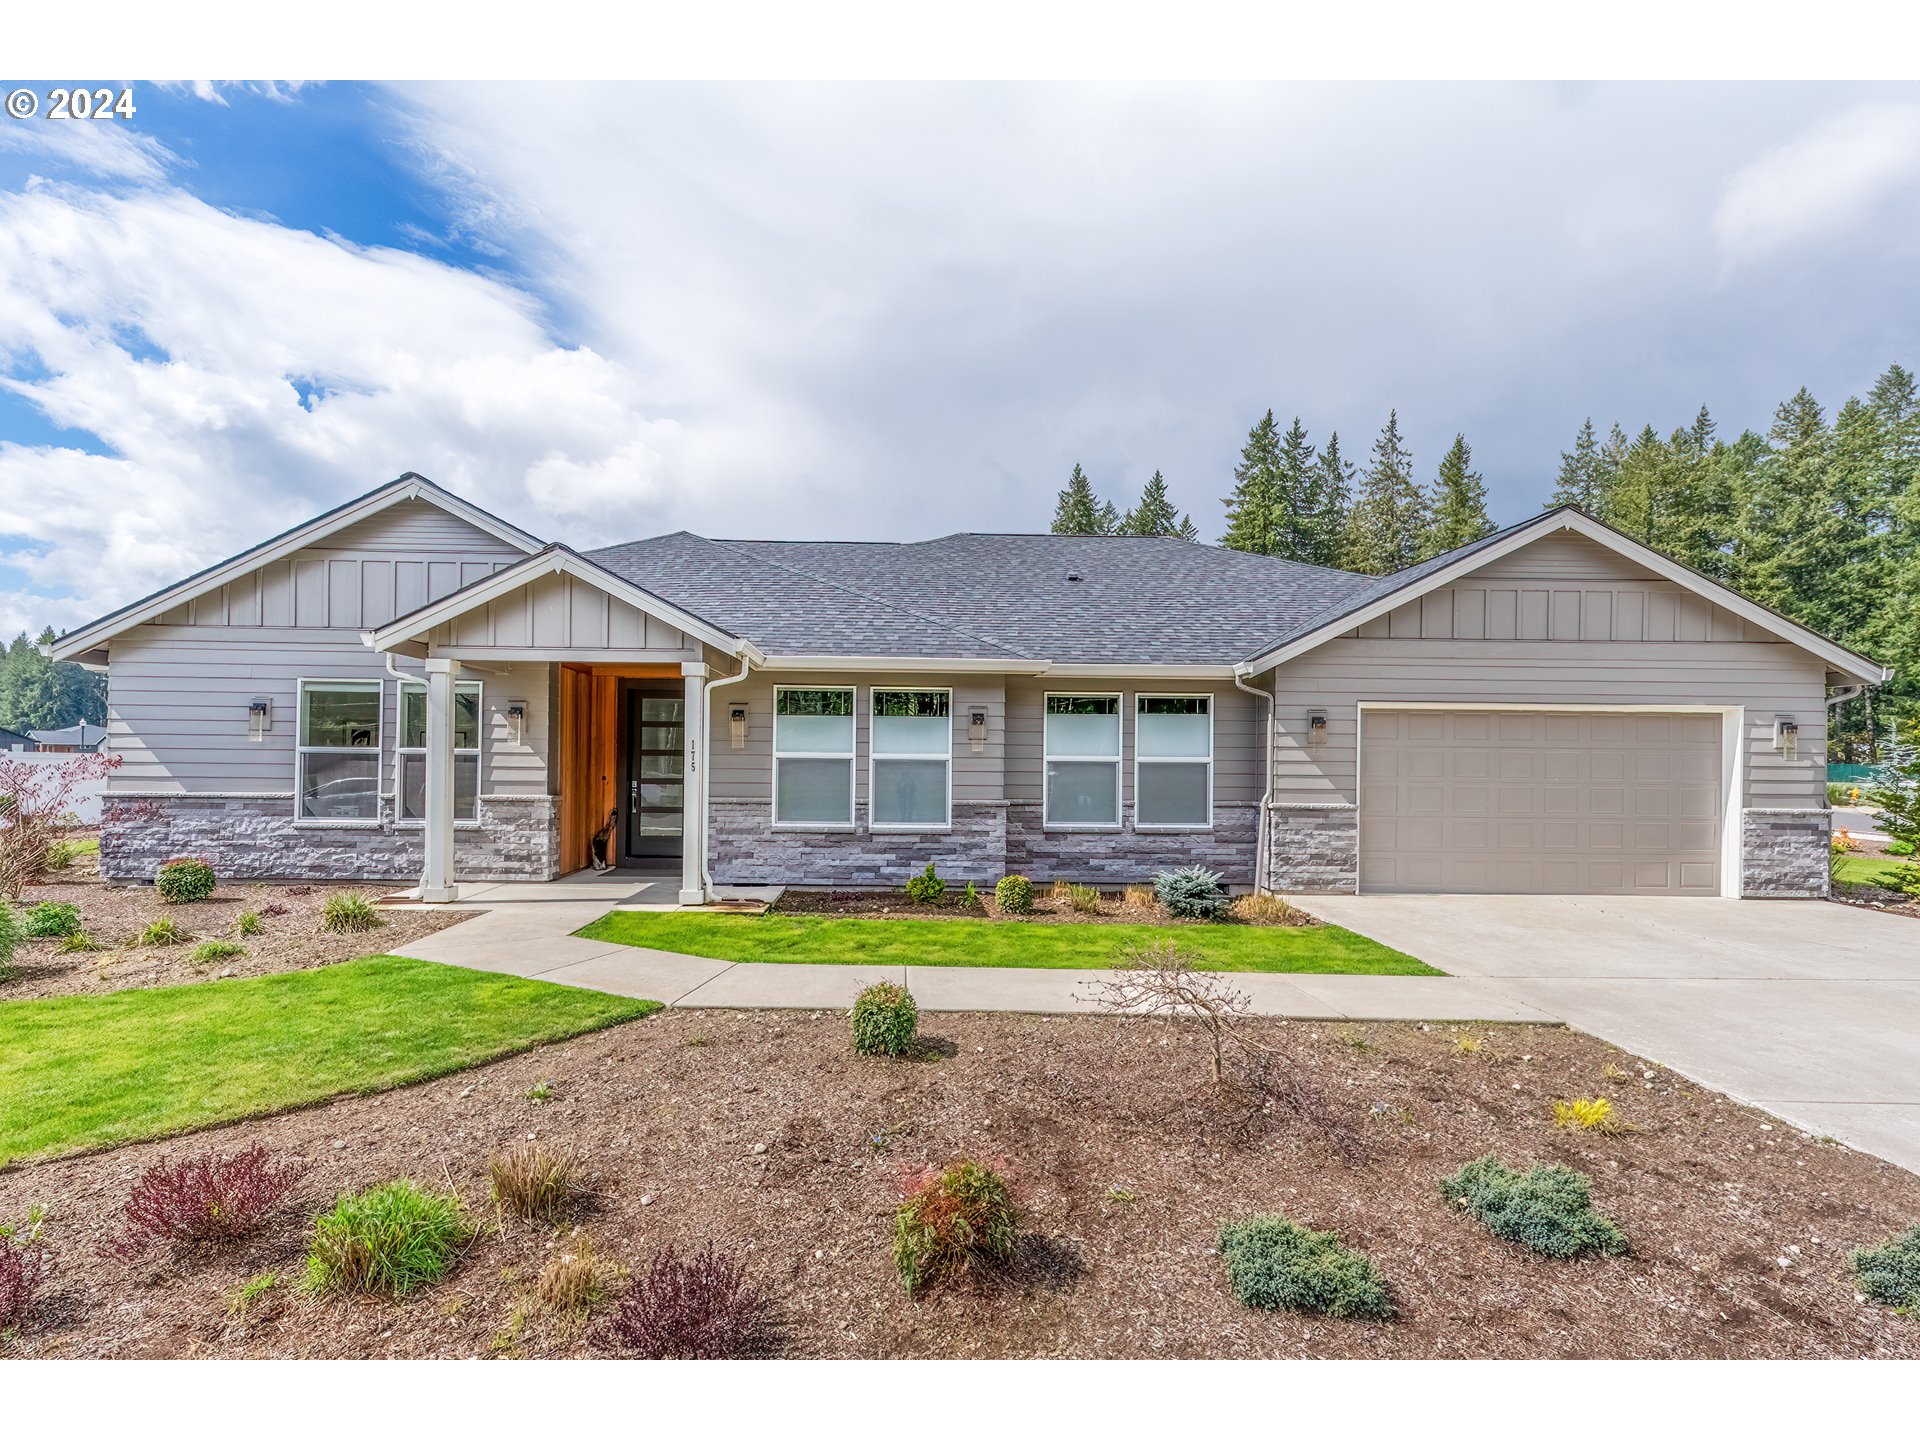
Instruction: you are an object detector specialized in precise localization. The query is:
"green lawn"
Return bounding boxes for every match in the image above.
[0,955,657,1166]
[577,911,1436,975]
[1834,853,1916,889]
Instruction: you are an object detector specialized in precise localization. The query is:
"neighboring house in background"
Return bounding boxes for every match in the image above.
[50,473,1888,905]
[0,723,35,751]
[27,722,109,753]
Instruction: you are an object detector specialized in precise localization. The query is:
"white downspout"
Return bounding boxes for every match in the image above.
[1233,667,1277,894]
[700,654,755,901]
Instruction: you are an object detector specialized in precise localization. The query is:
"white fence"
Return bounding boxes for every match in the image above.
[3,746,111,824]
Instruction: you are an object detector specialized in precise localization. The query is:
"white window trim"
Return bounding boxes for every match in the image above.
[868,686,953,832]
[294,677,383,825]
[1042,690,1123,831]
[394,677,484,827]
[1134,692,1214,831]
[772,684,857,831]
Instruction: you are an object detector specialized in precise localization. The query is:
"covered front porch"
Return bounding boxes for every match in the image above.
[364,544,764,906]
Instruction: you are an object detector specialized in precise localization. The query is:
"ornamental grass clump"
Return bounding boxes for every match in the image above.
[1439,1154,1628,1260]
[1217,1215,1392,1318]
[851,981,919,1058]
[1848,1224,1920,1311]
[190,939,246,966]
[154,856,217,904]
[892,1159,1018,1294]
[111,1143,308,1258]
[304,1180,468,1297]
[1153,864,1229,921]
[993,874,1034,914]
[596,1243,770,1358]
[22,902,81,938]
[489,1142,582,1222]
[0,902,19,978]
[1552,1096,1631,1134]
[139,916,190,947]
[1066,883,1103,914]
[322,891,386,933]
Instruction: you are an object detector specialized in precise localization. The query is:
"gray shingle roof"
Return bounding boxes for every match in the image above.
[586,531,1380,665]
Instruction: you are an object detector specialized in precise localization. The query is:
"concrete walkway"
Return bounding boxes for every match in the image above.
[1300,894,1920,1175]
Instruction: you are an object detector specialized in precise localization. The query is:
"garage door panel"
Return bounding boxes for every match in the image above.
[1359,709,1720,895]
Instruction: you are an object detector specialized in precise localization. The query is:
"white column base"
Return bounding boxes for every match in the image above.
[419,884,461,904]
[677,887,704,907]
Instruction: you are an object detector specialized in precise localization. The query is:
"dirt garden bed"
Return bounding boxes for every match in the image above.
[3,1010,1916,1359]
[774,883,1315,927]
[2,850,470,1001]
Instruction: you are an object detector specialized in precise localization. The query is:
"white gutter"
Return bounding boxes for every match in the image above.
[1827,682,1866,712]
[1232,665,1277,895]
[699,653,755,901]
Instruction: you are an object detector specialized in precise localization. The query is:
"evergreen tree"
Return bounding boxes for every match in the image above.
[1220,409,1285,555]
[1119,470,1195,538]
[1343,411,1429,575]
[1423,434,1495,557]
[1550,418,1607,511]
[1051,463,1103,534]
[1298,431,1354,568]
[1174,514,1200,542]
[1095,499,1121,535]
[1268,416,1319,562]
[0,628,107,733]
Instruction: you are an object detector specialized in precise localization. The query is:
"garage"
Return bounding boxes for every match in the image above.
[1357,708,1723,895]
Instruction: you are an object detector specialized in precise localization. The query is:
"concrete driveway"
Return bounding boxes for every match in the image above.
[1297,894,1920,1174]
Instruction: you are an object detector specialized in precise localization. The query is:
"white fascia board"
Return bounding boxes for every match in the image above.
[753,654,1049,674]
[48,474,543,662]
[1236,510,1890,685]
[366,547,757,662]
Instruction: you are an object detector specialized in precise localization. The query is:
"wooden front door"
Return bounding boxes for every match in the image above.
[624,689,685,860]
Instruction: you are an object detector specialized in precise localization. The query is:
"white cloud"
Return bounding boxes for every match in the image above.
[0,118,177,182]
[1713,102,1920,270]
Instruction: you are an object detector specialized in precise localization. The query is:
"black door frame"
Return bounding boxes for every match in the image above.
[619,683,686,864]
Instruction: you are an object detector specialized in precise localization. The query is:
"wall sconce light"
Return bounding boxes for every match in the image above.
[729,704,749,750]
[1307,710,1328,749]
[247,697,271,743]
[969,708,989,753]
[1774,714,1799,760]
[504,702,527,745]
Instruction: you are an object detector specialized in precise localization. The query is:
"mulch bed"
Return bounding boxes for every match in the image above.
[774,887,1315,927]
[3,1010,1916,1358]
[3,855,471,1002]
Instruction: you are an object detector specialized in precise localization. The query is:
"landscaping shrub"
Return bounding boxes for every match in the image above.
[489,1142,581,1222]
[903,863,946,905]
[1831,829,1860,854]
[1122,884,1156,909]
[1552,1096,1630,1134]
[851,980,919,1057]
[994,874,1034,914]
[42,838,83,872]
[1154,865,1229,921]
[112,1143,308,1256]
[1067,883,1103,914]
[537,1238,610,1318]
[1890,840,1917,858]
[0,902,18,977]
[139,916,190,947]
[304,1180,468,1297]
[191,940,247,966]
[155,856,218,904]
[22,902,81,938]
[236,909,262,936]
[322,891,386,933]
[893,1159,1018,1294]
[0,1231,51,1332]
[0,751,121,898]
[596,1243,770,1358]
[57,928,104,954]
[1217,1215,1392,1318]
[1439,1154,1628,1259]
[1848,1224,1920,1311]
[1228,892,1304,926]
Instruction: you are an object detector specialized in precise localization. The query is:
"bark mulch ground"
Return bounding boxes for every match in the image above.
[3,856,470,1002]
[4,1010,1916,1358]
[775,885,1315,928]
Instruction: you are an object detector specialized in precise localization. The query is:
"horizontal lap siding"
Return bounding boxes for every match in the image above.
[708,672,1006,806]
[1004,678,1263,807]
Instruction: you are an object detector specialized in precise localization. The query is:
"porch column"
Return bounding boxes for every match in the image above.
[420,656,462,904]
[680,660,710,906]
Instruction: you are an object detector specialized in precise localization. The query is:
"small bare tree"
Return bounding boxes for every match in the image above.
[0,751,120,898]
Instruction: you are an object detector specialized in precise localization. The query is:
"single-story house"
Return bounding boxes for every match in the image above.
[27,722,109,753]
[0,723,36,752]
[50,473,1887,905]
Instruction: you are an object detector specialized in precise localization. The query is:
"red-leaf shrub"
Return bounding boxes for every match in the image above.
[892,1158,1019,1293]
[0,751,124,899]
[111,1144,308,1258]
[595,1244,771,1359]
[0,1234,50,1330]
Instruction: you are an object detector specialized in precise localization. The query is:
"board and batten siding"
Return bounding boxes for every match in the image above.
[106,501,552,799]
[1003,677,1263,811]
[708,672,1006,807]
[425,571,695,655]
[1263,533,1828,811]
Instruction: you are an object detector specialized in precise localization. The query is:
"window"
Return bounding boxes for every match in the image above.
[871,689,951,829]
[297,679,381,822]
[773,686,854,826]
[397,679,482,823]
[1136,695,1212,827]
[1044,694,1120,827]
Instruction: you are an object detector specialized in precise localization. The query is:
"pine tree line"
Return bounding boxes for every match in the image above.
[0,628,107,735]
[1051,463,1199,540]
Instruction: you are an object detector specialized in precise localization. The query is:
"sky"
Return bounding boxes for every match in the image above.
[3,79,1920,641]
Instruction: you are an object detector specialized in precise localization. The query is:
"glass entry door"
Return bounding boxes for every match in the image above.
[625,691,685,860]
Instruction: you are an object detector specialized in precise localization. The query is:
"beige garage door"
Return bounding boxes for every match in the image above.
[1359,709,1722,895]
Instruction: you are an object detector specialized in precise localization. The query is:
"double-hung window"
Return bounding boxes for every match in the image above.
[1136,695,1212,827]
[1043,694,1121,827]
[296,679,381,822]
[870,689,951,829]
[397,679,482,823]
[773,686,854,826]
